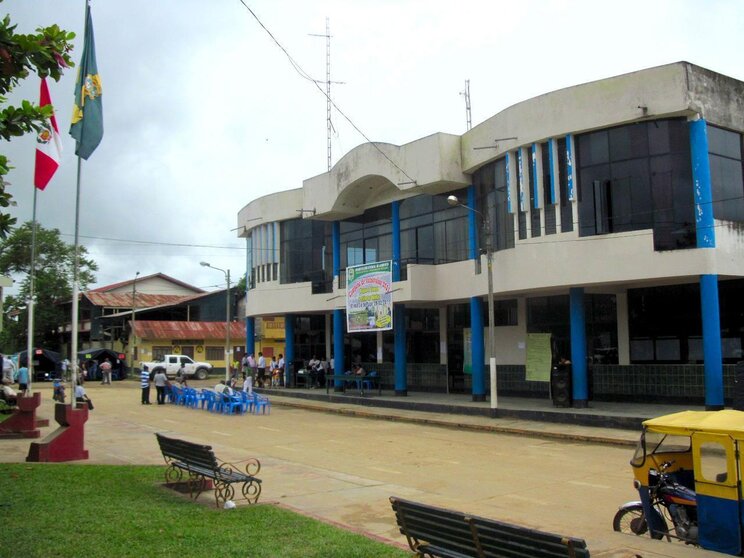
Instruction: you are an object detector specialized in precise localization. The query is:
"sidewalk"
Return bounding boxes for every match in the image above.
[261,385,705,447]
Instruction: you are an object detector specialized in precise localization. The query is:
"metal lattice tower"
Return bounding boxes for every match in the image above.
[310,18,344,171]
[463,79,472,131]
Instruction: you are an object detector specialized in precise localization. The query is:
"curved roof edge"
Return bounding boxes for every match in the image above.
[303,132,470,220]
[237,188,303,235]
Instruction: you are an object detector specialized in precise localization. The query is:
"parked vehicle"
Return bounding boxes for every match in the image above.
[140,355,211,380]
[614,410,744,556]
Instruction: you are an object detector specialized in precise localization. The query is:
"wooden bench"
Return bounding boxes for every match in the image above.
[155,433,261,508]
[390,496,590,558]
[325,372,381,396]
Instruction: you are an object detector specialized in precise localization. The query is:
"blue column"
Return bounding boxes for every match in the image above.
[284,314,294,387]
[245,317,255,359]
[470,296,485,401]
[333,309,344,391]
[690,119,723,409]
[394,304,407,395]
[569,288,588,407]
[690,119,715,248]
[467,185,478,260]
[332,221,341,277]
[392,201,401,282]
[701,275,724,409]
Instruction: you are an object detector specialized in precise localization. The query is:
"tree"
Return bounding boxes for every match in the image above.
[0,221,97,352]
[0,8,75,237]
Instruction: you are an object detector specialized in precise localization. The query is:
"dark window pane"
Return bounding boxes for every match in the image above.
[708,125,741,159]
[578,129,609,166]
[710,154,744,222]
[609,124,648,161]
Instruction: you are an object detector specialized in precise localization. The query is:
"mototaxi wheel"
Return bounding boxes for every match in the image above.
[613,505,649,536]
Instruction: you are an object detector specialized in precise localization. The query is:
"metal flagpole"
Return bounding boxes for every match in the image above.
[70,156,82,398]
[26,187,38,393]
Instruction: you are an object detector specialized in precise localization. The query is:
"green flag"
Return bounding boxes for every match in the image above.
[70,2,103,160]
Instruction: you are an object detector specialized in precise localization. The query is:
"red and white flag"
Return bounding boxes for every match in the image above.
[34,78,62,190]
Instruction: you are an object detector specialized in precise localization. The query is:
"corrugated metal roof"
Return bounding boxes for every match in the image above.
[89,273,204,293]
[134,320,246,340]
[85,292,192,308]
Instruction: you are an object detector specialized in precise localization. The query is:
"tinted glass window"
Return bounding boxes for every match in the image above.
[708,126,744,222]
[575,119,694,249]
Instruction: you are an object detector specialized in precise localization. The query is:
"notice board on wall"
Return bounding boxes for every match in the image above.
[526,333,552,381]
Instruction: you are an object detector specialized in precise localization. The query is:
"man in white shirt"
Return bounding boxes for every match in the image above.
[257,352,267,387]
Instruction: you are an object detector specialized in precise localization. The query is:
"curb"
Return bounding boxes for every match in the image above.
[272,398,638,448]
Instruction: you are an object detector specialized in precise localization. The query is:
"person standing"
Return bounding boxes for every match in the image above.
[16,363,29,396]
[1,354,14,386]
[100,358,112,385]
[88,359,99,382]
[242,373,253,396]
[140,365,152,405]
[277,354,285,387]
[176,362,187,387]
[153,368,169,405]
[257,352,266,387]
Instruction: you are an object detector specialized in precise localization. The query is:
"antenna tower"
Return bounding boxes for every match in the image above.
[310,18,343,171]
[462,79,472,131]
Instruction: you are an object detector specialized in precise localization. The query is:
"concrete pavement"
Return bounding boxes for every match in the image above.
[0,380,723,558]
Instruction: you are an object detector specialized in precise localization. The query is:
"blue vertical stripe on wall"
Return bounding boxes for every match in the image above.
[517,148,525,212]
[569,287,588,404]
[392,201,401,282]
[548,138,557,204]
[467,185,478,260]
[284,314,294,386]
[531,143,539,209]
[333,309,344,389]
[332,221,341,278]
[690,118,716,248]
[470,296,485,399]
[505,152,513,213]
[394,304,407,395]
[566,134,575,201]
[700,274,724,409]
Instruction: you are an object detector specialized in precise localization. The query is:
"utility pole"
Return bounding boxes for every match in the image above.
[310,17,344,171]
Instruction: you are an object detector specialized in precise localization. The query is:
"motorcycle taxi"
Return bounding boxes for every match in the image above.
[615,410,744,556]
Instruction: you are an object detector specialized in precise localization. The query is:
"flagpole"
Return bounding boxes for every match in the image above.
[70,156,82,397]
[27,187,38,393]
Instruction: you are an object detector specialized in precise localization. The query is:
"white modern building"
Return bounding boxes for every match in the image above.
[237,62,744,409]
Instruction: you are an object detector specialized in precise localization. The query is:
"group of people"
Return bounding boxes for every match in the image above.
[139,365,171,405]
[241,352,285,389]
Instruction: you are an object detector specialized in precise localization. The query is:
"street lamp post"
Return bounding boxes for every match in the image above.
[447,195,497,412]
[131,271,140,377]
[201,262,231,383]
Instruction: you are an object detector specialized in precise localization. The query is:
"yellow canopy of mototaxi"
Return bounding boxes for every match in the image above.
[643,410,744,440]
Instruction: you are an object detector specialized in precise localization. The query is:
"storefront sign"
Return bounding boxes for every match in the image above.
[346,261,393,332]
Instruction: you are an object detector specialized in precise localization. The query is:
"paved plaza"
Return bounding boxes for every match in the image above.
[1,380,722,558]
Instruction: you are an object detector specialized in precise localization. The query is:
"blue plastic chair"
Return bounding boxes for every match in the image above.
[222,393,245,415]
[362,371,378,393]
[239,390,254,413]
[253,393,271,415]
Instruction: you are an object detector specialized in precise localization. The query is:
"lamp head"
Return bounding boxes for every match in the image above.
[447,195,460,206]
[200,261,210,267]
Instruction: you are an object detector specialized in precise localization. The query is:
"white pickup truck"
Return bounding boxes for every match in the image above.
[140,355,212,380]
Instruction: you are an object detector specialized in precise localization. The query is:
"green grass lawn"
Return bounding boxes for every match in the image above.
[0,463,409,558]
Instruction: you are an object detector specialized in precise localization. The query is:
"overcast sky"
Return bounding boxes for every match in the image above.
[4,0,744,296]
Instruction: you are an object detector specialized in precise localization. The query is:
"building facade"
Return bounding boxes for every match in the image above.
[237,62,744,408]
